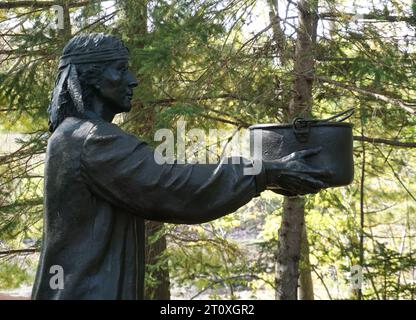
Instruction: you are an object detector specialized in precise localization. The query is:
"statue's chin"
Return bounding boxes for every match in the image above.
[115,102,132,113]
[123,103,132,112]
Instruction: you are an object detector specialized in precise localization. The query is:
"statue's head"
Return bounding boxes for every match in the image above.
[48,33,138,132]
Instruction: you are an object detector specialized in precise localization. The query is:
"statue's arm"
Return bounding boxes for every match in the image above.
[80,122,266,224]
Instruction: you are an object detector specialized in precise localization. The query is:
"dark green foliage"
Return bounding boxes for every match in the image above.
[0,0,416,299]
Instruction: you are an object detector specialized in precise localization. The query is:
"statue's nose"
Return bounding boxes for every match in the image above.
[127,71,138,87]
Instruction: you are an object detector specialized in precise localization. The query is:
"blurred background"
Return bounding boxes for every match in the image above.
[0,0,416,300]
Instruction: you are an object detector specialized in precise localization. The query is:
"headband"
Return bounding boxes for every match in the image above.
[58,48,129,68]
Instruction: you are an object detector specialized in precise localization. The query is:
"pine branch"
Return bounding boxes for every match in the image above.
[374,145,416,203]
[72,10,118,36]
[147,93,250,105]
[0,49,52,55]
[0,248,38,256]
[320,12,416,24]
[0,0,91,9]
[317,76,416,115]
[354,136,416,148]
[203,114,245,126]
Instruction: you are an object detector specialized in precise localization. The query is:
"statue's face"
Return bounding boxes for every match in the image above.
[96,60,138,112]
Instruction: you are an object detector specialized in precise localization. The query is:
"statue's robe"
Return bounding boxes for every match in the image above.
[32,112,264,300]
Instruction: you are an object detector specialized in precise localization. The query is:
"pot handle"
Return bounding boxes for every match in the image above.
[322,108,355,123]
[292,117,310,142]
[291,108,355,142]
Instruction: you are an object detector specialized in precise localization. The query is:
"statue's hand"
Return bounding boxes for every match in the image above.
[263,147,332,196]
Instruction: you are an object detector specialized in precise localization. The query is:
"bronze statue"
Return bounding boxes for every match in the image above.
[32,33,329,300]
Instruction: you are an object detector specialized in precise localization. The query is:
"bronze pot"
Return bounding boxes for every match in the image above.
[249,109,355,187]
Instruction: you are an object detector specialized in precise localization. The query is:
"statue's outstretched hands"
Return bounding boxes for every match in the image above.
[263,147,332,196]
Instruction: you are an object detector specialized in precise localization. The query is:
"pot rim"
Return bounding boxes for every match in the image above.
[249,122,353,130]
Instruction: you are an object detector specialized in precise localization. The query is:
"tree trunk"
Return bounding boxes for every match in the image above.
[276,197,305,299]
[144,221,171,300]
[268,0,287,64]
[299,223,314,299]
[275,0,318,300]
[120,0,170,300]
[61,1,71,41]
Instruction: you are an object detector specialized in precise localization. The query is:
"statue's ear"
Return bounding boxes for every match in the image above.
[94,83,101,90]
[91,73,103,91]
[76,63,103,90]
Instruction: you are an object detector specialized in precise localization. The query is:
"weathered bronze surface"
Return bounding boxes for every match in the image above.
[250,109,355,187]
[32,33,329,300]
